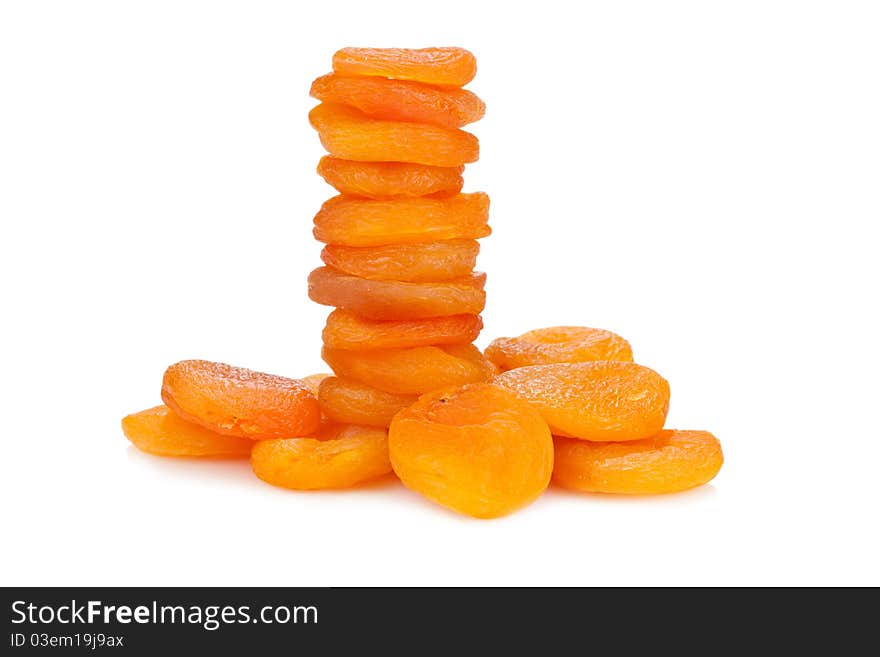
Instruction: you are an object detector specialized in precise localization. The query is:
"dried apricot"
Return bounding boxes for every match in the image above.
[298,373,331,396]
[332,47,477,87]
[251,424,392,490]
[309,103,479,167]
[322,309,482,351]
[313,193,490,247]
[389,383,553,518]
[318,376,416,427]
[311,74,485,129]
[322,343,493,395]
[495,361,670,441]
[317,157,463,199]
[321,239,479,282]
[486,326,634,372]
[308,267,486,320]
[122,405,253,458]
[553,430,723,494]
[161,360,321,440]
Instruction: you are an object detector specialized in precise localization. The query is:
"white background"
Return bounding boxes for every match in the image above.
[1,1,878,586]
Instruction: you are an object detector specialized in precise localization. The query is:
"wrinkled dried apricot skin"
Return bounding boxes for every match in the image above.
[495,361,670,442]
[486,326,634,372]
[317,157,463,199]
[322,343,494,395]
[553,430,723,494]
[321,240,479,282]
[322,310,483,351]
[332,47,477,87]
[161,360,322,440]
[122,405,255,458]
[318,376,416,427]
[251,424,392,490]
[389,383,553,519]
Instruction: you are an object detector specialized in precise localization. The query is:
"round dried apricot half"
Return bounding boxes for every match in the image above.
[332,47,477,87]
[486,326,633,372]
[321,239,480,282]
[317,157,463,199]
[122,405,253,458]
[322,310,483,351]
[318,376,416,427]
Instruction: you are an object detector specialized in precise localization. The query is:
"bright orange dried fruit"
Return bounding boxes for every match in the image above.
[332,47,477,87]
[298,373,331,396]
[322,343,494,395]
[322,309,482,351]
[495,361,670,442]
[308,267,486,320]
[309,103,479,167]
[318,376,416,427]
[552,430,723,494]
[161,360,321,440]
[313,193,490,247]
[122,405,254,458]
[389,383,553,518]
[486,326,634,372]
[321,239,479,282]
[317,157,464,199]
[251,424,392,490]
[310,74,485,129]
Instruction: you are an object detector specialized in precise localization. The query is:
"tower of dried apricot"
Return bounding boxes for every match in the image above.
[308,47,493,426]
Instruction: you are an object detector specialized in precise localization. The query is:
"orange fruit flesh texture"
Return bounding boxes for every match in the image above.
[161,360,322,440]
[298,373,331,396]
[251,424,392,490]
[486,326,634,372]
[309,103,478,167]
[322,343,494,395]
[494,361,670,442]
[332,47,477,87]
[310,74,485,129]
[122,405,254,458]
[321,239,480,282]
[317,157,464,199]
[322,309,483,351]
[552,430,723,494]
[388,383,554,519]
[318,376,416,428]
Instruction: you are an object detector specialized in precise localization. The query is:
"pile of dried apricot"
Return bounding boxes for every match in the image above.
[122,47,723,518]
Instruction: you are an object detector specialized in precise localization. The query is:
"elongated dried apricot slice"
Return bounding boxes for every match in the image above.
[310,103,479,167]
[321,240,479,282]
[389,383,553,518]
[311,74,485,129]
[322,343,493,395]
[495,361,670,442]
[322,310,483,351]
[553,430,723,494]
[308,267,486,320]
[318,376,416,427]
[122,405,253,458]
[332,47,477,87]
[161,360,321,440]
[251,424,392,490]
[317,157,463,199]
[486,326,634,372]
[313,193,490,247]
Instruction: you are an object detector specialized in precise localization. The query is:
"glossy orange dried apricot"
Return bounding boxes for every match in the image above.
[318,376,416,427]
[317,157,463,199]
[309,103,479,167]
[321,239,479,282]
[308,267,486,320]
[495,361,670,441]
[389,383,553,518]
[553,430,723,494]
[322,343,493,395]
[486,326,634,372]
[298,372,331,396]
[161,360,321,440]
[322,310,482,351]
[122,405,254,458]
[251,424,392,490]
[313,193,490,247]
[332,47,477,87]
[311,74,485,129]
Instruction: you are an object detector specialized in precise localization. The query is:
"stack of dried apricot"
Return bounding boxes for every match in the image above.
[122,47,723,519]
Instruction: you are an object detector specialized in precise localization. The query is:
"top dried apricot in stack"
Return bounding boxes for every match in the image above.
[332,47,477,87]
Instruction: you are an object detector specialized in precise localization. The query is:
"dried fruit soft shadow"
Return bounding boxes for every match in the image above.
[161,360,321,440]
[495,361,670,442]
[332,47,477,87]
[553,430,723,494]
[389,383,553,519]
[317,157,463,199]
[486,326,633,372]
[318,376,416,427]
[122,405,254,458]
[321,239,479,282]
[322,310,482,351]
[251,424,392,490]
